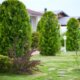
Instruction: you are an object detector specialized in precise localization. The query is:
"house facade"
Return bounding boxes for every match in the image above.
[27,9,80,33]
[57,11,80,34]
[54,10,69,34]
[27,9,42,31]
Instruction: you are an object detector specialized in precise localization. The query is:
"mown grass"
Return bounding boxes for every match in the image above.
[0,52,80,80]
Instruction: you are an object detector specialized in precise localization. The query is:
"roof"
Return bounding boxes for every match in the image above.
[27,9,69,17]
[59,17,70,26]
[59,16,80,26]
[54,10,69,17]
[27,9,80,25]
[27,9,42,16]
[73,16,80,20]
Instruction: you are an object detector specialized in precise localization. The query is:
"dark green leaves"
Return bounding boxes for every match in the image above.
[66,18,79,51]
[0,0,31,57]
[37,11,60,56]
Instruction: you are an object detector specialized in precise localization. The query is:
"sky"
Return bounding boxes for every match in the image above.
[0,0,80,16]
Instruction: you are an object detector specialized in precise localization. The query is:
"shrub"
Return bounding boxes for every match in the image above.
[0,55,13,73]
[31,32,39,50]
[12,50,40,74]
[37,11,60,56]
[0,0,31,57]
[61,36,64,47]
[60,33,66,47]
[66,18,79,51]
[0,50,40,74]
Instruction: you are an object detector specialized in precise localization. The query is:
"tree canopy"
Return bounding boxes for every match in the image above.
[37,11,60,56]
[0,0,32,57]
[66,18,79,51]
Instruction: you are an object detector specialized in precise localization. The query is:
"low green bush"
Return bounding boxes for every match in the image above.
[61,37,64,47]
[31,32,39,50]
[0,50,40,74]
[0,55,13,73]
[12,50,40,74]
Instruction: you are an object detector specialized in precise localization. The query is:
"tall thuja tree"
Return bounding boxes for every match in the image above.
[37,11,60,56]
[0,0,31,57]
[0,4,1,37]
[66,18,79,51]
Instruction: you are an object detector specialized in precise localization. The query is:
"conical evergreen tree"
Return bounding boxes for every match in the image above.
[66,18,79,51]
[37,11,60,56]
[0,0,32,57]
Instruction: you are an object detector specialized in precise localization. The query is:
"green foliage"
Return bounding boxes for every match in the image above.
[37,11,60,56]
[0,1,40,74]
[66,18,79,51]
[61,36,64,46]
[78,29,80,50]
[0,51,40,74]
[60,33,66,47]
[13,57,40,74]
[0,0,32,57]
[0,55,12,73]
[31,32,39,50]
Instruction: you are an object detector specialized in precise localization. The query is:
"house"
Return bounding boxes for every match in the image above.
[54,10,80,34]
[27,9,42,31]
[27,9,68,33]
[54,10,69,34]
[27,9,80,33]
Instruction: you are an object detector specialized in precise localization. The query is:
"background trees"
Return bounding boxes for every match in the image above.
[37,11,60,56]
[66,18,79,51]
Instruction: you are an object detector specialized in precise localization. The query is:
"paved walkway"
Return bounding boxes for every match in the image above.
[31,50,40,56]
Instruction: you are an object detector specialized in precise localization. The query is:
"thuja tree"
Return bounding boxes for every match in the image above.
[0,0,32,57]
[66,18,79,51]
[37,11,60,56]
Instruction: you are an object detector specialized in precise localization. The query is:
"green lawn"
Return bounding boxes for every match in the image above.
[0,52,80,80]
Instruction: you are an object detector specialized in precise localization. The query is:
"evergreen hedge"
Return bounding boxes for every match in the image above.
[0,0,32,57]
[66,18,79,51]
[31,32,39,49]
[37,11,60,56]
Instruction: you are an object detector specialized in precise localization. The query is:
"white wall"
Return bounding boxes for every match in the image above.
[30,15,67,33]
[30,16,41,32]
[60,26,67,34]
[30,16,37,31]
